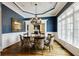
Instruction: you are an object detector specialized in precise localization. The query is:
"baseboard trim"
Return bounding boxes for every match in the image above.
[55,40,74,56]
[2,41,20,51]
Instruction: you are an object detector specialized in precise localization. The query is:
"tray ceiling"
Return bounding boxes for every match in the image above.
[14,2,57,15]
[2,2,67,18]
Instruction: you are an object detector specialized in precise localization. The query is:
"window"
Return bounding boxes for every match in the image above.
[58,2,79,48]
[73,4,79,48]
[66,16,73,44]
[58,22,62,39]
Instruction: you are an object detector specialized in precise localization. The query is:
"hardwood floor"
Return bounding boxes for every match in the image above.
[1,41,73,56]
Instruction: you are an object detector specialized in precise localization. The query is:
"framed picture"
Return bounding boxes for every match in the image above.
[11,18,22,32]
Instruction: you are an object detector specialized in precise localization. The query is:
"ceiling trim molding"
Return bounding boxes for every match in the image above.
[13,2,35,15]
[57,2,74,17]
[13,2,57,15]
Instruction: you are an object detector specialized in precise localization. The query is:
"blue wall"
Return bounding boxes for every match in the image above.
[45,17,57,32]
[24,16,57,32]
[2,4,25,33]
[2,4,57,33]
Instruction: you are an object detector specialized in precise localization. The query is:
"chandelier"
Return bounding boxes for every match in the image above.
[30,3,42,25]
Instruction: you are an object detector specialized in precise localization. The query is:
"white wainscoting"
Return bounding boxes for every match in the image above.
[2,32,25,50]
[55,39,79,56]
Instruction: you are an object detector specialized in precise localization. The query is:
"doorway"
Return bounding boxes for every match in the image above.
[25,19,47,36]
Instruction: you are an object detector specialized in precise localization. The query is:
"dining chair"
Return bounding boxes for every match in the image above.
[19,35,24,47]
[44,34,55,51]
[23,36,34,49]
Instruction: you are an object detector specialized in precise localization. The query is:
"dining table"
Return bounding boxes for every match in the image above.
[23,34,45,49]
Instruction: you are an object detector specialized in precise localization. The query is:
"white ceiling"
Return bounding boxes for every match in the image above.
[14,2,57,14]
[2,2,67,18]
